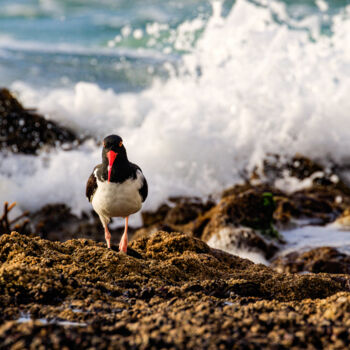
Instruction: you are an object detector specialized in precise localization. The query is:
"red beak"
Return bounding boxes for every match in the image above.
[106,150,117,182]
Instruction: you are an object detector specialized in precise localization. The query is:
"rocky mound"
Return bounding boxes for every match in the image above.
[1,231,350,348]
[0,88,78,154]
[1,231,345,306]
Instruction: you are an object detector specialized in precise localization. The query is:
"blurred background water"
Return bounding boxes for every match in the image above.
[1,0,348,91]
[0,0,217,90]
[1,0,350,219]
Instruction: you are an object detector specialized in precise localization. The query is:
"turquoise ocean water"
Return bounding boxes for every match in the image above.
[0,0,348,91]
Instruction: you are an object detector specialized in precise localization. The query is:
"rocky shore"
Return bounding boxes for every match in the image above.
[2,88,350,348]
[0,88,78,155]
[1,231,350,349]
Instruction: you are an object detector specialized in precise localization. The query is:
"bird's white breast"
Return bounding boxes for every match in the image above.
[92,170,143,219]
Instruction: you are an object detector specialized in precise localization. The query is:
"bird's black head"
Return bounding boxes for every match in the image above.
[102,134,128,182]
[103,135,125,153]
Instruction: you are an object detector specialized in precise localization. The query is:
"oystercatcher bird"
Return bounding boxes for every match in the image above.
[86,135,148,252]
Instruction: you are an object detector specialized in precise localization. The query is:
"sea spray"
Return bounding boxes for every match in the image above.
[1,0,350,217]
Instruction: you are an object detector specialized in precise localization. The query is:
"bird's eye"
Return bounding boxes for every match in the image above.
[119,141,123,147]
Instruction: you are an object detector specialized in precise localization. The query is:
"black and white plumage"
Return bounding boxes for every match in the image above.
[86,135,148,251]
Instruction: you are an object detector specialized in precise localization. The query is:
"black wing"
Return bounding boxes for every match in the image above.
[130,163,148,202]
[139,173,148,202]
[86,165,99,202]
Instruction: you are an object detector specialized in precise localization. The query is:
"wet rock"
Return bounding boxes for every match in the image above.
[222,182,347,229]
[334,207,350,229]
[1,201,136,246]
[202,190,279,241]
[28,203,134,244]
[0,88,78,154]
[141,204,171,227]
[206,227,279,260]
[247,154,350,226]
[262,154,324,182]
[30,203,80,240]
[137,187,280,259]
[272,190,345,228]
[221,182,283,199]
[141,197,214,231]
[271,247,350,274]
[273,195,299,225]
[136,158,350,262]
[136,196,216,242]
[278,190,339,226]
[164,197,215,226]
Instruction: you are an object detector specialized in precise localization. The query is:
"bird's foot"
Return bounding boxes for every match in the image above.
[119,239,128,253]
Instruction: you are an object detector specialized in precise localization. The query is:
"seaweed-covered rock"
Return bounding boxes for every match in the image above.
[1,231,350,349]
[223,181,348,228]
[0,88,78,154]
[246,154,350,226]
[271,247,350,274]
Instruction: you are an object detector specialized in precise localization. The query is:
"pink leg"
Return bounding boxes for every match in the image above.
[119,217,129,253]
[105,226,111,248]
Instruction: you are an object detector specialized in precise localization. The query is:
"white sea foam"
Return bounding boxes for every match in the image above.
[207,227,269,265]
[2,0,350,224]
[0,141,98,211]
[280,224,350,256]
[207,224,350,265]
